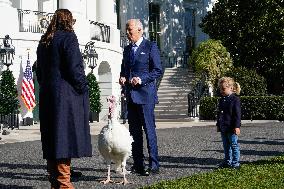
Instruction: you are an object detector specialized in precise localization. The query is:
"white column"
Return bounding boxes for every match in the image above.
[0,0,19,36]
[59,0,82,16]
[21,0,38,10]
[59,0,90,45]
[0,0,11,7]
[86,0,96,21]
[38,0,56,13]
[96,0,117,27]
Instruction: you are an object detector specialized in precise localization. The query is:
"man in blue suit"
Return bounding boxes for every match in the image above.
[119,19,163,176]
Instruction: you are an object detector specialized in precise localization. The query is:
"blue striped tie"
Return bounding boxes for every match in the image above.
[131,44,137,63]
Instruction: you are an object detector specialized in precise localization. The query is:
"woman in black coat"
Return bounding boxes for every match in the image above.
[36,9,92,188]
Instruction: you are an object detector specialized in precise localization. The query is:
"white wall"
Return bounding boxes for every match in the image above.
[86,0,96,21]
[41,0,56,12]
[0,0,123,123]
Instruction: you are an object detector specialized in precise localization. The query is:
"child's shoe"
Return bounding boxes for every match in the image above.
[231,165,240,170]
[217,163,231,169]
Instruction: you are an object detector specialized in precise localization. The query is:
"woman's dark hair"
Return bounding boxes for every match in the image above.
[40,9,74,46]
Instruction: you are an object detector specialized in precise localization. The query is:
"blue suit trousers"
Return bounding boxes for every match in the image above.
[127,100,159,170]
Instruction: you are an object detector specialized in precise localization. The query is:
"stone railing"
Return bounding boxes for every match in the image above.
[90,20,110,43]
[17,9,53,34]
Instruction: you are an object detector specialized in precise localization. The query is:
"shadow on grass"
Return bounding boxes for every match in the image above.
[241,149,283,157]
[242,156,284,166]
[204,149,283,157]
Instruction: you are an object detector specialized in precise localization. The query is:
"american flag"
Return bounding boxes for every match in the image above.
[21,58,36,111]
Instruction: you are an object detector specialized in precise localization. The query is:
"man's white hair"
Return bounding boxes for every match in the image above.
[126,19,143,31]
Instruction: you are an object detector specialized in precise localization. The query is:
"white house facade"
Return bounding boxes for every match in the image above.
[0,0,216,125]
[0,0,123,123]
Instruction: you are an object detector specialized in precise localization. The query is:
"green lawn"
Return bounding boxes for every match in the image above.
[143,156,284,189]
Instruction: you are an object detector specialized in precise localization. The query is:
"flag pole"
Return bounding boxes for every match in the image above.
[27,48,30,61]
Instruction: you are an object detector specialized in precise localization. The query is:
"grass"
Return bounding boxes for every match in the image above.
[142,156,284,189]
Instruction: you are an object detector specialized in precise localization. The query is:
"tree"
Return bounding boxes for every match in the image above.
[189,39,233,95]
[0,70,19,115]
[86,72,102,113]
[200,0,284,94]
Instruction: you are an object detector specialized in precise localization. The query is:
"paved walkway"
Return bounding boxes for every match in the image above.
[0,120,282,188]
[0,120,276,144]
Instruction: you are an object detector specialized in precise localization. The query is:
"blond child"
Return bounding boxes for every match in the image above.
[216,77,241,169]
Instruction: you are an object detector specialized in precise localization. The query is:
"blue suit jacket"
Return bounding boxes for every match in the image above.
[120,38,163,104]
[216,94,241,133]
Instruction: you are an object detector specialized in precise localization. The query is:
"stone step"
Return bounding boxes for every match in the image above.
[158,85,191,89]
[156,67,194,120]
[155,103,188,108]
[160,81,192,89]
[155,108,188,112]
[157,99,187,102]
[163,71,194,74]
[160,78,193,82]
[161,75,194,79]
[158,96,187,99]
[155,114,189,120]
[162,71,194,75]
[156,110,188,114]
[158,84,192,89]
[155,103,188,107]
[157,99,188,103]
[157,93,189,97]
[157,107,187,111]
[155,109,187,113]
[158,89,191,92]
[163,68,193,73]
[155,117,195,122]
[155,110,188,114]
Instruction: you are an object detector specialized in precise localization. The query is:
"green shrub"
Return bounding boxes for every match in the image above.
[199,97,218,120]
[199,96,284,120]
[189,39,233,86]
[86,72,102,113]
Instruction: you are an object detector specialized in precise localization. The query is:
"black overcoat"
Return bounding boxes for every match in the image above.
[216,94,241,133]
[36,31,92,159]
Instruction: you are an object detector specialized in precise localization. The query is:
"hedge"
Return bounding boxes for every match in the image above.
[199,96,284,120]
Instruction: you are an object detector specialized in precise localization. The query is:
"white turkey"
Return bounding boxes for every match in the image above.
[98,95,133,185]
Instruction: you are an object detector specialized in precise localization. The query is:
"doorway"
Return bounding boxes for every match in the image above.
[149,3,161,49]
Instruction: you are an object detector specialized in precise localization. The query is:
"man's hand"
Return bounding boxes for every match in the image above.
[119,77,126,85]
[234,128,240,135]
[130,77,141,86]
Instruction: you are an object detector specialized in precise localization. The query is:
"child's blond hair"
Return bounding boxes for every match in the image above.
[218,77,241,95]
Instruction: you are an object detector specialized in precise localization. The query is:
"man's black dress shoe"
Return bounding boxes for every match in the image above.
[147,168,160,175]
[130,167,150,176]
